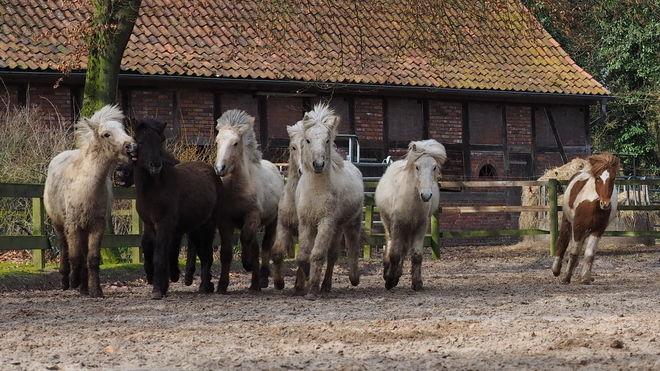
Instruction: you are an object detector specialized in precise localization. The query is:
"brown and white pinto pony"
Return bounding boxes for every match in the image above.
[552,152,620,284]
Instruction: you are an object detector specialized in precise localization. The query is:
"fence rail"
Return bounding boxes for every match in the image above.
[2,178,660,269]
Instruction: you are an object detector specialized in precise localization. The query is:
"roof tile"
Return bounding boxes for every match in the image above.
[0,0,608,96]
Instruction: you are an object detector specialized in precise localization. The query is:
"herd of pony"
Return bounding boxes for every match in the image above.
[43,103,620,300]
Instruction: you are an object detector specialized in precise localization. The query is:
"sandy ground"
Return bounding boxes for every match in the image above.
[1,242,660,370]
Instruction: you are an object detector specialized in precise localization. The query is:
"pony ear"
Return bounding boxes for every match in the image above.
[328,116,340,131]
[157,121,168,141]
[130,118,141,132]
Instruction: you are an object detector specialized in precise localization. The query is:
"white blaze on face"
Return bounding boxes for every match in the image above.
[600,169,610,183]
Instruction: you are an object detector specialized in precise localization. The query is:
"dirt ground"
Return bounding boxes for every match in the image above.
[1,242,660,371]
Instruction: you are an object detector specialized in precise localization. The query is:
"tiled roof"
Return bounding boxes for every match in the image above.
[0,0,609,96]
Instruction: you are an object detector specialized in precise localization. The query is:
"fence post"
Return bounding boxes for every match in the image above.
[32,197,46,269]
[431,211,441,259]
[548,179,559,256]
[131,199,142,264]
[363,198,374,258]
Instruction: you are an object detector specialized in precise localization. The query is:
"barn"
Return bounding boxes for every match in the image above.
[0,0,610,243]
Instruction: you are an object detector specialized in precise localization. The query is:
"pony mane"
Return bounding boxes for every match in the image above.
[74,104,125,148]
[217,109,262,164]
[302,102,338,133]
[404,139,447,167]
[585,152,620,177]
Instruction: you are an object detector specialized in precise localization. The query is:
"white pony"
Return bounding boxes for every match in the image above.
[44,105,137,297]
[214,109,284,292]
[271,120,304,290]
[375,139,447,291]
[295,103,363,300]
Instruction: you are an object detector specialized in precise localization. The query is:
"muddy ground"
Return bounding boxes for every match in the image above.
[1,242,660,370]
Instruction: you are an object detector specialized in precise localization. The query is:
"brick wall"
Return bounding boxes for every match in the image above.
[506,105,532,147]
[179,90,214,140]
[266,97,304,140]
[429,101,462,144]
[28,85,72,127]
[354,97,383,143]
[129,89,175,136]
[469,103,502,145]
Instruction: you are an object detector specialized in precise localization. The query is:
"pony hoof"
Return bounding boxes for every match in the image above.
[184,274,194,286]
[61,280,70,291]
[560,276,571,285]
[199,282,214,293]
[320,283,331,293]
[151,287,165,300]
[385,277,399,290]
[89,289,104,298]
[248,284,261,292]
[349,275,360,287]
[412,282,424,292]
[580,278,594,285]
[259,277,269,289]
[216,287,229,295]
[274,279,285,290]
[304,293,318,301]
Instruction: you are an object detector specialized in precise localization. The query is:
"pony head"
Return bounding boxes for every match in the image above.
[74,104,136,163]
[214,109,261,177]
[405,139,447,202]
[300,103,340,174]
[586,152,620,210]
[131,118,174,175]
[114,162,134,187]
[286,120,305,177]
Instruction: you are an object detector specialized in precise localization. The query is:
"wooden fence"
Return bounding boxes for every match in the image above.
[2,179,660,269]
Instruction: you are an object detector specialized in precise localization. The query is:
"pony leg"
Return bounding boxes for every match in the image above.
[552,214,572,277]
[248,238,261,292]
[343,216,362,287]
[383,220,404,290]
[151,229,172,300]
[66,227,86,291]
[410,225,427,291]
[272,223,295,290]
[54,224,70,290]
[141,228,156,284]
[562,238,583,284]
[306,218,336,300]
[294,223,315,296]
[579,234,602,284]
[168,234,183,283]
[259,222,277,289]
[321,232,342,293]
[86,227,104,298]
[188,226,215,293]
[184,237,196,286]
[240,211,260,272]
[216,225,234,294]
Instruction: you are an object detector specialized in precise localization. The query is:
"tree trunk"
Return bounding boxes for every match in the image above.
[82,0,142,263]
[82,0,142,117]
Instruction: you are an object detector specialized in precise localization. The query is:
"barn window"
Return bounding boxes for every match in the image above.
[479,164,496,178]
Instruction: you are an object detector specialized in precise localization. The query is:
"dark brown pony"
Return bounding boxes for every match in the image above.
[552,152,620,284]
[115,159,201,287]
[131,118,223,299]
